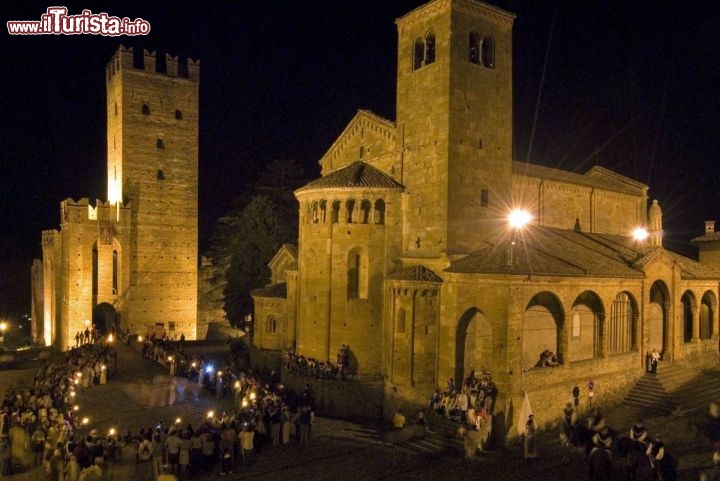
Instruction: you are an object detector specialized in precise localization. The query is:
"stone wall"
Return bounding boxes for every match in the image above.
[281,371,384,420]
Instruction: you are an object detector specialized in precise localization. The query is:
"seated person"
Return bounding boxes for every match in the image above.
[392,409,406,429]
[543,352,559,367]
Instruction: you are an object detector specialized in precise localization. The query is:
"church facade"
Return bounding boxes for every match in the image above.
[253,0,720,424]
[33,47,201,349]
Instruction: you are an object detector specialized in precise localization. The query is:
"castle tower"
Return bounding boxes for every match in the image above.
[648,199,663,247]
[106,46,200,338]
[396,0,515,256]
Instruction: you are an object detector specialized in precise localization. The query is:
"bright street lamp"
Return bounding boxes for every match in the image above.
[633,227,649,241]
[0,322,7,345]
[508,209,532,229]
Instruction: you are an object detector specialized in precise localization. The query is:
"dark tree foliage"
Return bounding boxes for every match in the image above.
[223,195,294,326]
[211,159,312,327]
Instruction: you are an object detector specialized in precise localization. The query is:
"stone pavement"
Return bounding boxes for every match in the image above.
[1,343,717,480]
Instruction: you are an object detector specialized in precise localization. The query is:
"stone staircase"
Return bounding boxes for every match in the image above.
[396,412,464,456]
[623,364,720,416]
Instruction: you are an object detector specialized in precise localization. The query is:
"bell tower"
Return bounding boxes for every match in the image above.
[106,46,200,338]
[396,0,515,256]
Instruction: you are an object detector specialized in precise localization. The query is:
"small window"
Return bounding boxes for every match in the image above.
[175,109,182,120]
[469,32,481,64]
[114,102,118,116]
[157,137,165,149]
[480,189,489,207]
[157,169,165,180]
[266,317,277,334]
[142,103,150,115]
[168,321,176,332]
[331,201,341,224]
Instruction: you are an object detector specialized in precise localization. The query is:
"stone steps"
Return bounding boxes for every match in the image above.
[622,365,720,416]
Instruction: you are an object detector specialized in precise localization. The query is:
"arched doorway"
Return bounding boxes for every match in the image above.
[455,308,492,386]
[649,281,669,357]
[524,292,564,368]
[92,303,117,335]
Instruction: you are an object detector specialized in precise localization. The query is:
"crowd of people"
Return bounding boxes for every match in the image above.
[428,372,497,426]
[282,344,352,381]
[135,335,318,479]
[0,331,118,479]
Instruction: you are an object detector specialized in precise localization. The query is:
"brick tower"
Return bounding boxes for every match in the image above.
[106,46,200,339]
[396,0,515,256]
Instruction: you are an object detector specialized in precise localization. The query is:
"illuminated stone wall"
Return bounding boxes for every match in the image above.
[106,47,199,339]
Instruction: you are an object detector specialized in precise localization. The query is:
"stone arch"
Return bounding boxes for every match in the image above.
[92,302,117,335]
[346,199,356,223]
[649,280,670,357]
[524,291,564,369]
[374,199,385,224]
[701,290,716,340]
[681,290,696,343]
[424,30,436,65]
[360,199,372,224]
[455,308,493,388]
[569,290,605,361]
[331,200,341,224]
[609,291,639,353]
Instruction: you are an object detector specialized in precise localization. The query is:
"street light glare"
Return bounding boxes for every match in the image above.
[633,227,649,241]
[508,209,532,229]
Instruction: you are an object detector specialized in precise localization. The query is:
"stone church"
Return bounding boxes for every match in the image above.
[252,0,720,424]
[32,47,201,349]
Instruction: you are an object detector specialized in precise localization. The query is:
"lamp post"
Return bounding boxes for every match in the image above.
[0,322,6,346]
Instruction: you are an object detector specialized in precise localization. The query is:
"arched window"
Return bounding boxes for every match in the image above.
[347,247,368,300]
[469,31,481,64]
[481,35,495,68]
[374,199,385,224]
[142,103,150,115]
[701,291,715,340]
[266,317,277,334]
[311,201,319,223]
[609,292,637,353]
[346,199,356,223]
[331,200,341,224]
[175,109,182,120]
[360,200,372,224]
[413,37,425,70]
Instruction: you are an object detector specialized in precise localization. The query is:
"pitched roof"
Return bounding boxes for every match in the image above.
[250,282,287,299]
[387,265,443,283]
[296,161,404,192]
[513,162,647,196]
[447,226,652,278]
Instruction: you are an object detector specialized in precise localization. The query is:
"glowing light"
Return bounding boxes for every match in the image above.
[70,391,76,398]
[168,356,174,362]
[101,365,106,371]
[0,322,7,333]
[108,428,116,436]
[175,417,182,424]
[73,405,79,411]
[77,372,82,378]
[249,392,256,401]
[234,381,240,389]
[205,366,214,374]
[633,227,649,241]
[217,371,222,377]
[241,399,248,408]
[191,362,197,368]
[137,336,143,342]
[207,410,214,419]
[107,334,114,343]
[508,209,532,229]
[84,319,91,327]
[81,417,89,425]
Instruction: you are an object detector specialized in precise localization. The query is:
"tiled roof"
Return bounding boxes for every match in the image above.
[692,232,720,243]
[513,162,647,196]
[387,265,443,283]
[250,282,287,299]
[447,226,652,277]
[664,251,720,280]
[297,161,404,192]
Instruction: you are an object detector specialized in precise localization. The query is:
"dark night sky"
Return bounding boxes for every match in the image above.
[1,1,718,317]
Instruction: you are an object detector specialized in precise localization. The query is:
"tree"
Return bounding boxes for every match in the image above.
[222,195,295,326]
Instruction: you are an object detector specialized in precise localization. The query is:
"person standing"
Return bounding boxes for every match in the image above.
[523,414,538,459]
[650,348,660,374]
[646,434,665,477]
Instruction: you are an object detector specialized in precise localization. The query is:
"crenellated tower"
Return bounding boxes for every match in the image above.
[106,46,200,338]
[396,0,515,256]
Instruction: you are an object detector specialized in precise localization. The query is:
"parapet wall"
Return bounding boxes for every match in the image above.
[107,45,200,81]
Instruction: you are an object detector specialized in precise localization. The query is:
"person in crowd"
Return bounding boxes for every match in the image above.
[392,409,406,429]
[523,414,538,459]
